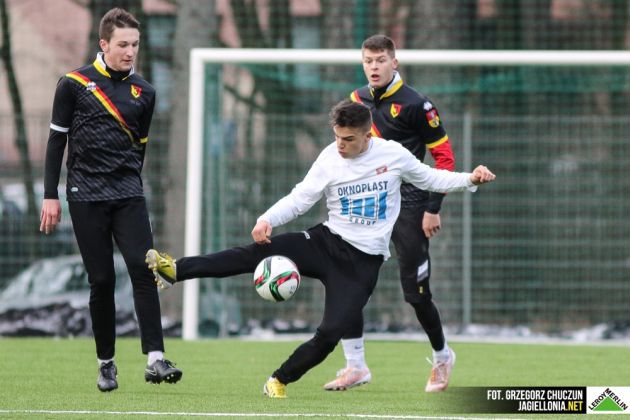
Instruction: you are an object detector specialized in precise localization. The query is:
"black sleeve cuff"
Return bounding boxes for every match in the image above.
[426,192,446,214]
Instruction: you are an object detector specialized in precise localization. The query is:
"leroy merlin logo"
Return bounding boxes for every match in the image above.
[588,388,628,412]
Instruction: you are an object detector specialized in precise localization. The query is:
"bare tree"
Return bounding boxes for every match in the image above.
[320,0,376,105]
[610,0,629,115]
[229,0,297,205]
[164,0,217,257]
[0,0,37,229]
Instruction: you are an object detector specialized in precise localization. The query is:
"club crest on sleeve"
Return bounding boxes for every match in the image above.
[425,109,440,128]
[131,85,142,98]
[390,103,402,118]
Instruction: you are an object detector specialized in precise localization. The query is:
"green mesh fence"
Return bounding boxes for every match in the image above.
[194,58,630,335]
[1,0,629,337]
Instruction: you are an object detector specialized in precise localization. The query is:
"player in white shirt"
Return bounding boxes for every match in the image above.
[145,99,495,398]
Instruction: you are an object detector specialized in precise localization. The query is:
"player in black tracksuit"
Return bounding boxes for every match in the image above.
[39,8,181,392]
[325,35,457,393]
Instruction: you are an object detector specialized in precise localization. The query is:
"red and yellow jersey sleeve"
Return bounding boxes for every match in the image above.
[427,134,455,171]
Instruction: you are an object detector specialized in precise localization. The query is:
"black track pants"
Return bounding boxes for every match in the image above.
[176,223,383,384]
[69,197,164,359]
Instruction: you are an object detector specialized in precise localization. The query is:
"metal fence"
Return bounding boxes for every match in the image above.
[2,103,630,336]
[194,102,630,335]
[2,0,630,337]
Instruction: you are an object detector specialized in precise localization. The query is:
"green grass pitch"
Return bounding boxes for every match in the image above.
[0,338,627,419]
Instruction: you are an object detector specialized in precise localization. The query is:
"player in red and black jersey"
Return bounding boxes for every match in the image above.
[39,8,181,392]
[324,35,456,393]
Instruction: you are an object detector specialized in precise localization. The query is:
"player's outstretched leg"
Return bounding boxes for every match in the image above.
[145,359,182,384]
[425,348,455,392]
[145,249,178,290]
[263,377,287,398]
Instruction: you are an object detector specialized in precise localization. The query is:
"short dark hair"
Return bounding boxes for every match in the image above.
[362,34,396,58]
[99,8,140,41]
[329,99,372,132]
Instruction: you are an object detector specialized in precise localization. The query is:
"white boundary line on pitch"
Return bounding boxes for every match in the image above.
[0,410,519,419]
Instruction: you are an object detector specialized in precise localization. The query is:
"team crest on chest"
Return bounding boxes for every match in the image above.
[131,84,142,98]
[390,103,402,118]
[86,81,97,92]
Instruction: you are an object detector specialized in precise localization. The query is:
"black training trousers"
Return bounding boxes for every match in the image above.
[342,204,445,351]
[69,197,164,359]
[176,223,384,384]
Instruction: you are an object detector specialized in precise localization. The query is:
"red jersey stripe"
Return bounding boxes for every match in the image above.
[66,72,133,141]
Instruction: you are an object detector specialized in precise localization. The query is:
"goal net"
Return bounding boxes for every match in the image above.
[182,48,630,340]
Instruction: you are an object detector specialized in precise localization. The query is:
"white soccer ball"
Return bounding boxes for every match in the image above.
[253,255,301,302]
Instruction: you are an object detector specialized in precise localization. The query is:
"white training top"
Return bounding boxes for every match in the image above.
[258,137,476,259]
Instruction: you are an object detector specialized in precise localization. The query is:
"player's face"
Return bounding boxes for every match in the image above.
[333,125,371,159]
[100,27,140,72]
[362,48,398,89]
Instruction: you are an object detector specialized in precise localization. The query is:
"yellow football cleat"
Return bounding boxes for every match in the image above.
[145,249,177,290]
[263,377,287,398]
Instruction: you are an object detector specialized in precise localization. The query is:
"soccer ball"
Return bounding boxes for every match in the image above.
[253,255,301,302]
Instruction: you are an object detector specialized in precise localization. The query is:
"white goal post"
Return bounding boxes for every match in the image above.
[183,48,630,340]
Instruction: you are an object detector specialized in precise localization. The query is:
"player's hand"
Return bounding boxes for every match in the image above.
[422,212,441,238]
[40,198,62,235]
[470,165,496,185]
[252,220,272,244]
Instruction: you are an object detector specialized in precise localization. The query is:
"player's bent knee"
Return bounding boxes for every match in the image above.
[404,291,433,305]
[87,271,116,287]
[313,327,344,353]
[89,281,116,299]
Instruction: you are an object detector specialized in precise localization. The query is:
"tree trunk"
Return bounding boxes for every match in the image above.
[164,0,217,256]
[230,0,297,208]
[319,0,361,108]
[610,0,629,115]
[0,0,37,234]
[405,0,470,110]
